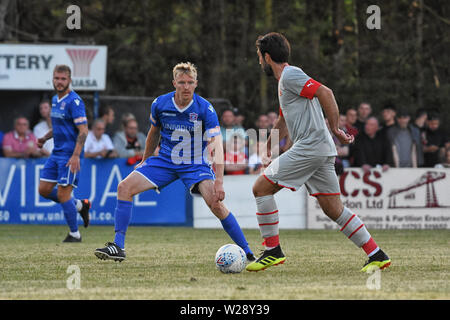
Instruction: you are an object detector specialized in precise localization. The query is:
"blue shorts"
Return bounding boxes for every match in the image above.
[134,156,215,194]
[40,155,81,188]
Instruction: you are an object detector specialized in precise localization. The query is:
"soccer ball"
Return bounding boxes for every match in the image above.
[215,244,247,274]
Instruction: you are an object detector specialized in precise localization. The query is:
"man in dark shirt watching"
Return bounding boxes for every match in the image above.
[423,113,446,167]
[353,117,393,172]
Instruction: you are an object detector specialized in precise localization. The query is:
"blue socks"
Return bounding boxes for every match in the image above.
[114,200,133,249]
[220,212,253,256]
[61,199,78,232]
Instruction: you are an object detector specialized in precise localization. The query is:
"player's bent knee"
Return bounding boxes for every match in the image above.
[210,201,227,220]
[117,181,133,198]
[252,175,279,198]
[38,187,50,198]
[252,183,271,198]
[210,201,222,213]
[252,184,264,197]
[38,182,54,198]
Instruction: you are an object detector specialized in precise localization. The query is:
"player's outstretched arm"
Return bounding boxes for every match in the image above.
[135,125,160,169]
[315,85,354,145]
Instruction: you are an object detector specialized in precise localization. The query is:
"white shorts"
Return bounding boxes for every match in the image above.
[263,149,340,196]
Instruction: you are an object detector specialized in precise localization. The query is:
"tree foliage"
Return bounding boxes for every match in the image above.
[1,0,449,129]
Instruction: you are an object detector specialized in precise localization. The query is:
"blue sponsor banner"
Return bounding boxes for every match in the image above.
[0,158,193,226]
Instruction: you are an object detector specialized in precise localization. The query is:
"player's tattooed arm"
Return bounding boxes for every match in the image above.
[66,124,88,173]
[74,125,88,152]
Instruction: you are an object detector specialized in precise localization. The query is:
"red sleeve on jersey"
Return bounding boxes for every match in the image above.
[279,106,284,117]
[299,78,322,99]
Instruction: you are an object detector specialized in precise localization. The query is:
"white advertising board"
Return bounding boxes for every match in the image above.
[308,168,450,229]
[0,44,107,90]
[193,175,307,229]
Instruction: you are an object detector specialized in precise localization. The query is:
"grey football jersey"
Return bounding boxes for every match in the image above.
[278,65,337,156]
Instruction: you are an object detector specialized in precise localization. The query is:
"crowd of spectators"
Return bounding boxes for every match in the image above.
[336,103,450,173]
[0,100,449,175]
[0,102,150,166]
[220,102,450,175]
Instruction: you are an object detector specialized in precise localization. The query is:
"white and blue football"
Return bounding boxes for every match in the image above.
[215,244,247,274]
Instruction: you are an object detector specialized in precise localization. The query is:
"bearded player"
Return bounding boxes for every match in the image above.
[94,62,255,262]
[246,32,391,273]
[37,65,91,242]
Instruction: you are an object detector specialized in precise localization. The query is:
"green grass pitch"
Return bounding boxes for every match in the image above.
[0,225,448,299]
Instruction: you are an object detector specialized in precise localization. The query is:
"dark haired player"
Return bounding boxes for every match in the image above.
[246,32,391,272]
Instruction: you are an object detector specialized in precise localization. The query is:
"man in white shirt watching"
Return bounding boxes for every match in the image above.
[84,119,117,158]
[33,100,53,156]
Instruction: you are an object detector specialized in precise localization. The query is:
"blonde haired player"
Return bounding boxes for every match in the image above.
[95,62,255,262]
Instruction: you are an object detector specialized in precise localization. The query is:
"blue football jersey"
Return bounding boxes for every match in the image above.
[51,90,87,157]
[150,92,221,165]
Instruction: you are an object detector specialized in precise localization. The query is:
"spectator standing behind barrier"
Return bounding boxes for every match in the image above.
[3,117,43,158]
[379,104,396,140]
[353,117,392,172]
[220,109,246,145]
[255,114,270,131]
[98,105,115,138]
[33,100,53,156]
[234,111,246,129]
[423,113,446,167]
[354,102,372,134]
[412,108,428,135]
[387,109,422,167]
[224,134,248,175]
[84,119,117,159]
[267,111,278,130]
[113,118,146,162]
[345,107,359,137]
